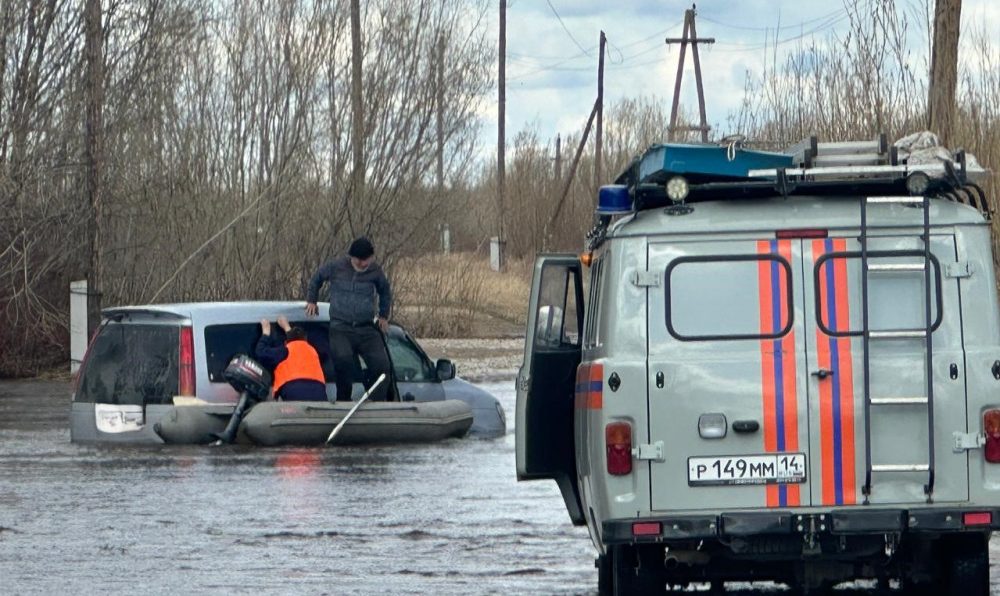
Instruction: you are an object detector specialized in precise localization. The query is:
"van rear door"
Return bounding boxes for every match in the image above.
[803,234,968,505]
[645,233,968,511]
[646,238,812,510]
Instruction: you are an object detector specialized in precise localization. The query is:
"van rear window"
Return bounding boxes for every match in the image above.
[204,323,335,383]
[75,323,179,405]
[666,255,793,341]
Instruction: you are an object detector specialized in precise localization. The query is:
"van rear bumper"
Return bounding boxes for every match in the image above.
[602,508,997,544]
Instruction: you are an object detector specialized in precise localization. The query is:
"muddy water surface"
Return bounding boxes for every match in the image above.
[3,372,1000,594]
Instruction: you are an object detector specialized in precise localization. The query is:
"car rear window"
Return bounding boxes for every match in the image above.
[204,323,335,383]
[75,323,179,405]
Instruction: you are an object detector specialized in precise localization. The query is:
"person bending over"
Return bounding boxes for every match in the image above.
[255,315,328,401]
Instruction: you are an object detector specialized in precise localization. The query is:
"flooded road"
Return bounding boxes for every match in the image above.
[2,375,999,594]
[0,378,595,595]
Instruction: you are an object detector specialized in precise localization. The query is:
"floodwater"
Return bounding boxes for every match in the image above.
[2,376,1000,595]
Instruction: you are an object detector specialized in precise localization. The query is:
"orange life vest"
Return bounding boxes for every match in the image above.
[272,340,325,392]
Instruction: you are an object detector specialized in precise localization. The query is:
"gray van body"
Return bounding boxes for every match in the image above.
[71,301,505,443]
[517,194,1000,591]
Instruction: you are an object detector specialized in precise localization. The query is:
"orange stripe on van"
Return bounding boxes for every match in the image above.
[777,240,801,507]
[832,238,857,505]
[813,238,858,506]
[758,240,800,507]
[813,239,837,506]
[588,362,604,409]
[574,363,590,409]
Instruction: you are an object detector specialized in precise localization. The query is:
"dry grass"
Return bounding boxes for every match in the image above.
[389,252,531,338]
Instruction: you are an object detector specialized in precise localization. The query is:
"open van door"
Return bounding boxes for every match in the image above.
[516,254,586,524]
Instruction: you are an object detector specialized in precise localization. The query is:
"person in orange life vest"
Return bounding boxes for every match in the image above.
[254,316,327,401]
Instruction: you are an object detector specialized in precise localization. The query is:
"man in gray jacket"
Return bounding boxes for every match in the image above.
[305,236,393,402]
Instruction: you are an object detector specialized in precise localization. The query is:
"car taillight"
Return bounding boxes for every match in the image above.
[72,325,103,392]
[178,326,195,396]
[984,410,1000,463]
[606,422,633,475]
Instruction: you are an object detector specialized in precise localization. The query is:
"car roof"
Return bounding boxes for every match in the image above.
[103,301,331,325]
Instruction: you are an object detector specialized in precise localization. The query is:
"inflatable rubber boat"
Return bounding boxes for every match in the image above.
[152,354,473,446]
[155,399,473,446]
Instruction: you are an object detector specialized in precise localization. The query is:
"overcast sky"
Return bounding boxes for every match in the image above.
[483,0,999,149]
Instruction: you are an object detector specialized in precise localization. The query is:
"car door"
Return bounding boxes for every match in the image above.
[646,238,812,510]
[516,254,586,524]
[386,328,445,403]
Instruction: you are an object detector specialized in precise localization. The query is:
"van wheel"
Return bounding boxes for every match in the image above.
[947,535,989,596]
[611,545,664,595]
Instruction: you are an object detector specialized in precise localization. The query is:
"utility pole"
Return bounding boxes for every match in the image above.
[554,134,562,181]
[595,31,606,187]
[928,0,962,147]
[495,0,506,270]
[437,34,448,254]
[666,5,714,142]
[350,0,365,212]
[436,35,445,197]
[84,0,103,334]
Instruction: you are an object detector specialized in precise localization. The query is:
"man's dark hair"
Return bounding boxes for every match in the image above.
[348,236,375,259]
[286,327,306,342]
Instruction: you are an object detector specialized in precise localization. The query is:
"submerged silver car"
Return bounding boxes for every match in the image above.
[71,301,505,443]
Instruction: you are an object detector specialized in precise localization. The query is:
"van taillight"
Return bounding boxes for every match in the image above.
[606,422,633,475]
[178,326,195,396]
[984,410,1000,463]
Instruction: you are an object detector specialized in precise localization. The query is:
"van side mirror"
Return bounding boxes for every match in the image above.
[436,358,456,381]
[535,305,564,347]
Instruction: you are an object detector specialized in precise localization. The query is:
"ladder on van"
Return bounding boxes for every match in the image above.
[859,194,936,504]
[786,133,894,169]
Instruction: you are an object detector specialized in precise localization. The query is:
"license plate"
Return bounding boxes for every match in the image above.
[688,453,806,486]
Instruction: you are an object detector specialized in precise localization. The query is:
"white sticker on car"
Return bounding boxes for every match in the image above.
[94,404,145,433]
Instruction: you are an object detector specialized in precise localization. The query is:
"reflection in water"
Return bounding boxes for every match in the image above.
[274,449,323,479]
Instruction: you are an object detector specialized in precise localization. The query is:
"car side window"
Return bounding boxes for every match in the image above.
[387,332,435,382]
[205,322,335,383]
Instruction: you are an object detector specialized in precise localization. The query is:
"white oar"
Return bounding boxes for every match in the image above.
[326,373,386,444]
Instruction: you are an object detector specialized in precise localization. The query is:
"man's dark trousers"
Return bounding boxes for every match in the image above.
[328,321,391,402]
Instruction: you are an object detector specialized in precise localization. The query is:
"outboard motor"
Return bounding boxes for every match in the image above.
[214,354,271,444]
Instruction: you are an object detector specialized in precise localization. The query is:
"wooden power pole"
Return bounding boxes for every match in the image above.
[595,31,606,187]
[84,0,104,334]
[666,5,714,142]
[436,34,445,195]
[496,0,506,269]
[929,0,962,148]
[350,0,365,209]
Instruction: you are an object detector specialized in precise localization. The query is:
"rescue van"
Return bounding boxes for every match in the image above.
[516,136,997,594]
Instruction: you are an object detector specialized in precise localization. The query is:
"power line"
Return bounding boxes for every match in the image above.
[699,7,846,32]
[545,0,592,57]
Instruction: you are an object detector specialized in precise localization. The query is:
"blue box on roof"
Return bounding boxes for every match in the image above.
[637,143,793,184]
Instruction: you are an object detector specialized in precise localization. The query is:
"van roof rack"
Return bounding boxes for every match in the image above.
[610,134,990,216]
